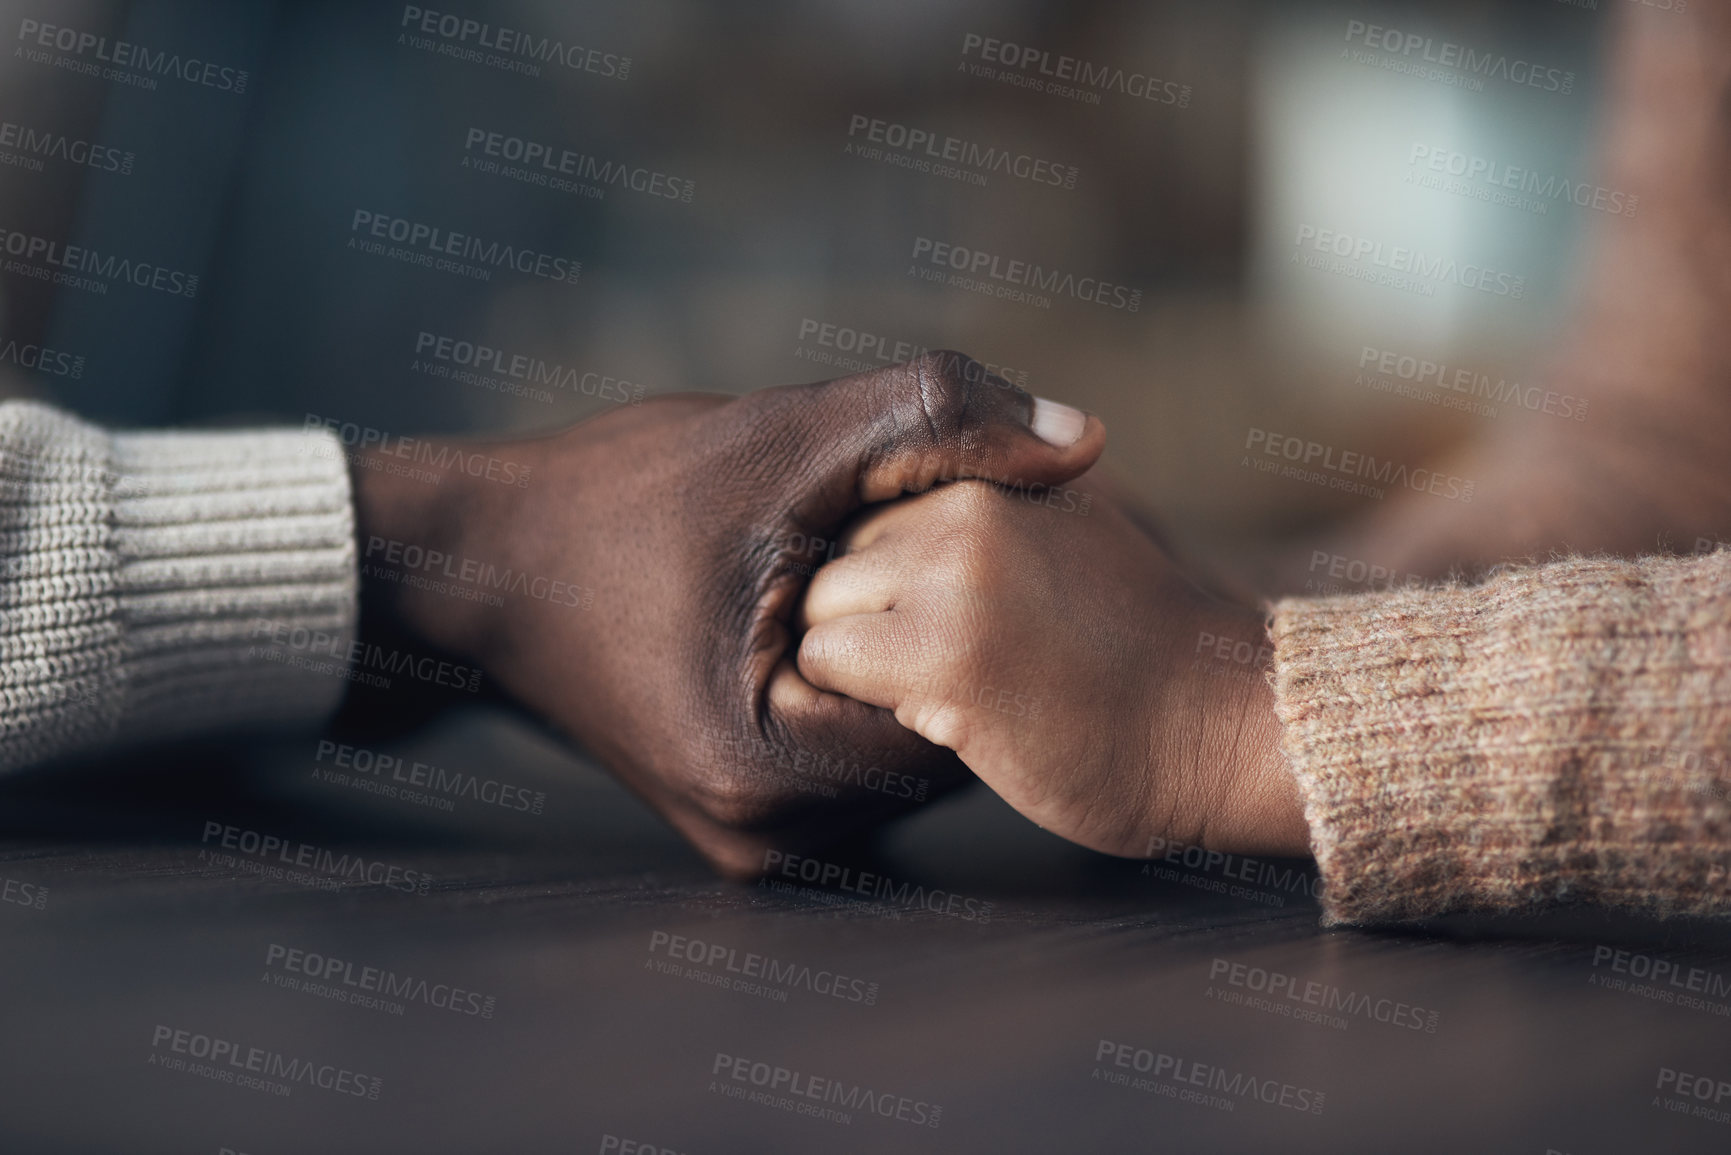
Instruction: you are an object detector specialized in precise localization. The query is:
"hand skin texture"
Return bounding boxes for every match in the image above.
[346,354,1104,875]
[796,477,1311,861]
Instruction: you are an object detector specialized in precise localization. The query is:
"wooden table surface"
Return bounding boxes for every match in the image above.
[2,712,1728,1155]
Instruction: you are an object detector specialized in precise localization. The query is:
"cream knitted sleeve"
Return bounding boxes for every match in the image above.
[1,400,357,771]
[1270,551,1731,925]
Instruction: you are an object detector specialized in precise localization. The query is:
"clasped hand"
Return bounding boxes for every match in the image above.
[352,354,1307,875]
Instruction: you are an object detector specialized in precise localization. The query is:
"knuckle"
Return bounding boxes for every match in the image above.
[899,349,987,446]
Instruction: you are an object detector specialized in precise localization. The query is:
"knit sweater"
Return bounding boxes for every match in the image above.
[1271,551,1731,924]
[0,401,356,771]
[6,401,1729,925]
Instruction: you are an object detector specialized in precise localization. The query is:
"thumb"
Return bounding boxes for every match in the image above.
[768,351,1106,518]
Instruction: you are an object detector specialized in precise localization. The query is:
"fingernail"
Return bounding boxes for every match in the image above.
[1030,396,1087,447]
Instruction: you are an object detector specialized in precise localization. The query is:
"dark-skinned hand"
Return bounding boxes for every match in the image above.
[346,353,1104,874]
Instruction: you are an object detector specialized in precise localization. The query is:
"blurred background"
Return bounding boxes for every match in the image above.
[0,0,1613,575]
[11,5,1731,1154]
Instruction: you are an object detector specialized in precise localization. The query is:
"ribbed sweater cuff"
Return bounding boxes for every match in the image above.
[107,425,358,744]
[0,402,357,771]
[1270,553,1731,925]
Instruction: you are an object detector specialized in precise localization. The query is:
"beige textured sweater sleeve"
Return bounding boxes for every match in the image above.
[0,400,357,771]
[1271,551,1731,925]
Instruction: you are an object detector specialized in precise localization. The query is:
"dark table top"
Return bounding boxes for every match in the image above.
[3,710,1729,1155]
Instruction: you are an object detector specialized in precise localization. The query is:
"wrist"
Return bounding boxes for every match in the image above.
[1176,601,1310,857]
[1221,646,1309,856]
[349,438,501,664]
